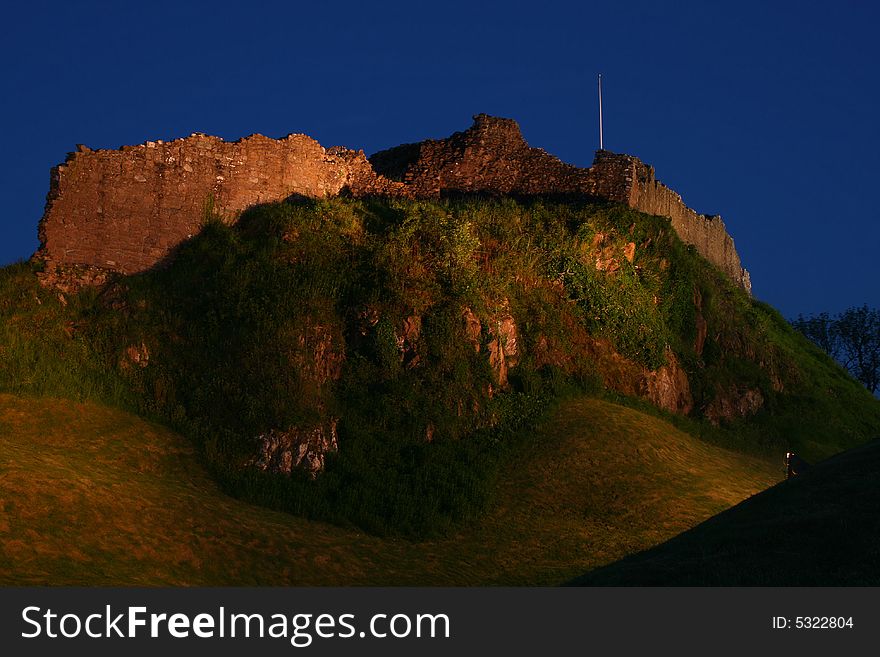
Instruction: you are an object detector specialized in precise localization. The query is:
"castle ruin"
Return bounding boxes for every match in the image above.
[35,114,750,293]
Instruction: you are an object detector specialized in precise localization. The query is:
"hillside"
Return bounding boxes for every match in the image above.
[0,394,780,585]
[570,439,880,586]
[3,196,880,540]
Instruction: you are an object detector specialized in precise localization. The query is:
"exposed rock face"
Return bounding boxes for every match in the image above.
[287,320,345,386]
[644,348,694,415]
[487,306,519,387]
[459,302,520,387]
[35,114,751,292]
[252,420,339,478]
[704,387,765,425]
[578,337,694,415]
[591,232,634,274]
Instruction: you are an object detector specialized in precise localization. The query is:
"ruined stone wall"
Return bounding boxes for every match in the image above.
[371,115,751,292]
[370,114,592,197]
[36,114,750,292]
[37,134,405,274]
[586,151,751,291]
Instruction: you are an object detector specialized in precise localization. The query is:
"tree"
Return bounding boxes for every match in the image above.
[792,305,880,394]
[791,311,841,361]
[835,306,880,394]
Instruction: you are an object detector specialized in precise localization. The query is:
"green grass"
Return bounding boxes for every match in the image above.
[571,439,880,585]
[0,393,780,585]
[2,196,879,538]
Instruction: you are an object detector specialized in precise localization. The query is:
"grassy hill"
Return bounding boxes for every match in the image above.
[570,439,880,586]
[2,194,880,589]
[0,394,780,585]
[4,196,879,543]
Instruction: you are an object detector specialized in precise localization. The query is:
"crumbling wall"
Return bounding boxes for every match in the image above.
[36,133,405,275]
[35,114,750,292]
[586,151,751,291]
[370,114,592,196]
[371,115,751,292]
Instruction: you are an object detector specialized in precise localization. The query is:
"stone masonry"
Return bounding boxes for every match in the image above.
[36,133,406,275]
[587,150,750,292]
[35,114,750,291]
[370,114,750,291]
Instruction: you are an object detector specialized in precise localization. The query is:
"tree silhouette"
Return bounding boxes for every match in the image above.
[793,305,880,394]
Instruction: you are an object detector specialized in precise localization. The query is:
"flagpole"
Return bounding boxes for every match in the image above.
[598,73,604,151]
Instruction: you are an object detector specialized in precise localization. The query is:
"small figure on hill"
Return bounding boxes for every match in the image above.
[784,451,811,479]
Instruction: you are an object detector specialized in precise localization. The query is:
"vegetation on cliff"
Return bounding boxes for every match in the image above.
[2,196,879,537]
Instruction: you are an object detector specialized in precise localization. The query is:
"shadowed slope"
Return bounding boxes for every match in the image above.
[571,440,880,585]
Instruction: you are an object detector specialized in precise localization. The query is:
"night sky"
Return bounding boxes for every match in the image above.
[2,0,877,318]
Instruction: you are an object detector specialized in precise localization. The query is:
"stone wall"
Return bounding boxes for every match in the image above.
[369,114,591,197]
[370,115,751,292]
[36,133,405,275]
[586,151,751,291]
[35,114,750,292]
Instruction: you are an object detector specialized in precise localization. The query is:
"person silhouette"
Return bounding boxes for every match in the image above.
[785,451,811,479]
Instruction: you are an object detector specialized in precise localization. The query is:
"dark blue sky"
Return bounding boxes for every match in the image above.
[2,0,877,317]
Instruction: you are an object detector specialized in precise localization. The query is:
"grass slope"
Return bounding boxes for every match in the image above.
[3,196,878,539]
[0,394,779,585]
[571,440,880,585]
[0,197,880,540]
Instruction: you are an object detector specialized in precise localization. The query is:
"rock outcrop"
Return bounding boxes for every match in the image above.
[460,302,520,388]
[704,387,765,425]
[644,348,694,415]
[486,303,520,388]
[251,420,339,478]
